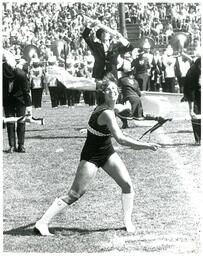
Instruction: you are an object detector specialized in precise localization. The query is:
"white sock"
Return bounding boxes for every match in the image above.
[121,192,135,233]
[38,197,67,225]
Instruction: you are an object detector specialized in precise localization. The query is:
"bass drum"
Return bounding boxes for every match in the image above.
[170,32,190,53]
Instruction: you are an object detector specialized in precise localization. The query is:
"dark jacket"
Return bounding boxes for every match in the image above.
[3,63,32,107]
[82,27,134,79]
[131,55,150,76]
[118,76,141,100]
[184,57,201,102]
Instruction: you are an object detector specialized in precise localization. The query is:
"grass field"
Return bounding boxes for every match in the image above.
[2,95,201,254]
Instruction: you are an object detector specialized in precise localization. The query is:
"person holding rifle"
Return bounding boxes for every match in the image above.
[82,18,134,81]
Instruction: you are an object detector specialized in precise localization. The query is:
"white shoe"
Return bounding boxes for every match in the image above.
[34,220,54,236]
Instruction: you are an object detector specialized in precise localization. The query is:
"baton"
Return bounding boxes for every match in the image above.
[3,115,44,125]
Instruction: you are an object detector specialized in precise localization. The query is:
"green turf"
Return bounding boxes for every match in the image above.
[3,97,201,253]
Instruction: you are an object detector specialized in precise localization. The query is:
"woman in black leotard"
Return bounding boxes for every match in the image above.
[34,75,160,236]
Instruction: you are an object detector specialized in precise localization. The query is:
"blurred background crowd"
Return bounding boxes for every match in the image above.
[2,2,201,108]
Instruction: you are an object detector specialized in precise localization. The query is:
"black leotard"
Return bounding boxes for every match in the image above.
[80,106,115,167]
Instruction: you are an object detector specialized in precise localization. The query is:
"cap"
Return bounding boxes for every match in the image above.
[143,39,151,49]
[48,56,57,63]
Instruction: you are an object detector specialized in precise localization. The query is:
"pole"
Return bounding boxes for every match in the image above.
[119,3,127,38]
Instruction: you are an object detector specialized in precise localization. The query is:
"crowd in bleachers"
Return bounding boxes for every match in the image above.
[2,2,119,59]
[125,3,201,44]
[2,2,201,108]
[2,2,201,58]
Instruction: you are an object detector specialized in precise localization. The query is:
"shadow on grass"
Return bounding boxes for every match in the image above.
[26,135,86,140]
[3,222,125,236]
[165,130,193,134]
[26,129,51,132]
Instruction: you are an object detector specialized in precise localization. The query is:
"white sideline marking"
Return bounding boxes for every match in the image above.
[157,127,201,213]
[107,233,197,254]
[109,128,201,253]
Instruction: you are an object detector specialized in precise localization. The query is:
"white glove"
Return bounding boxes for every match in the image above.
[118,35,129,47]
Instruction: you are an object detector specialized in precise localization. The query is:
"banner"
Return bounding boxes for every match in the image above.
[46,66,96,91]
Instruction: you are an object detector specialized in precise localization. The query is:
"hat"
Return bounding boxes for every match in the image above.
[48,56,57,63]
[138,48,145,55]
[15,54,22,61]
[165,45,173,56]
[19,58,27,65]
[2,49,16,68]
[143,39,151,49]
[45,40,51,46]
[122,59,133,73]
[31,57,40,64]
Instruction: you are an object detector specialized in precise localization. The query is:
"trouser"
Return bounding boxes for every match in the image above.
[150,81,160,92]
[4,102,26,147]
[31,88,43,108]
[83,91,96,106]
[136,73,150,91]
[163,77,175,93]
[74,90,81,104]
[192,119,201,143]
[88,91,96,106]
[66,89,75,106]
[57,82,67,106]
[48,87,59,108]
[121,96,144,127]
[177,77,186,94]
[192,94,201,143]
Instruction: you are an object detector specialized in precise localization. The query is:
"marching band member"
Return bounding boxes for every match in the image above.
[150,49,162,92]
[184,57,201,145]
[3,50,32,153]
[30,57,44,109]
[131,49,150,91]
[34,74,160,236]
[162,45,176,93]
[45,56,60,108]
[175,54,191,93]
[83,50,96,106]
[82,19,134,81]
[65,59,76,107]
[118,53,144,129]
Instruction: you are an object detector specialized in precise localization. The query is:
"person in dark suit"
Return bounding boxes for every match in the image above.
[82,20,134,81]
[183,57,201,145]
[3,50,32,153]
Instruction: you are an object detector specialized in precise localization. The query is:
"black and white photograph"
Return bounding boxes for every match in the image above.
[2,1,202,254]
